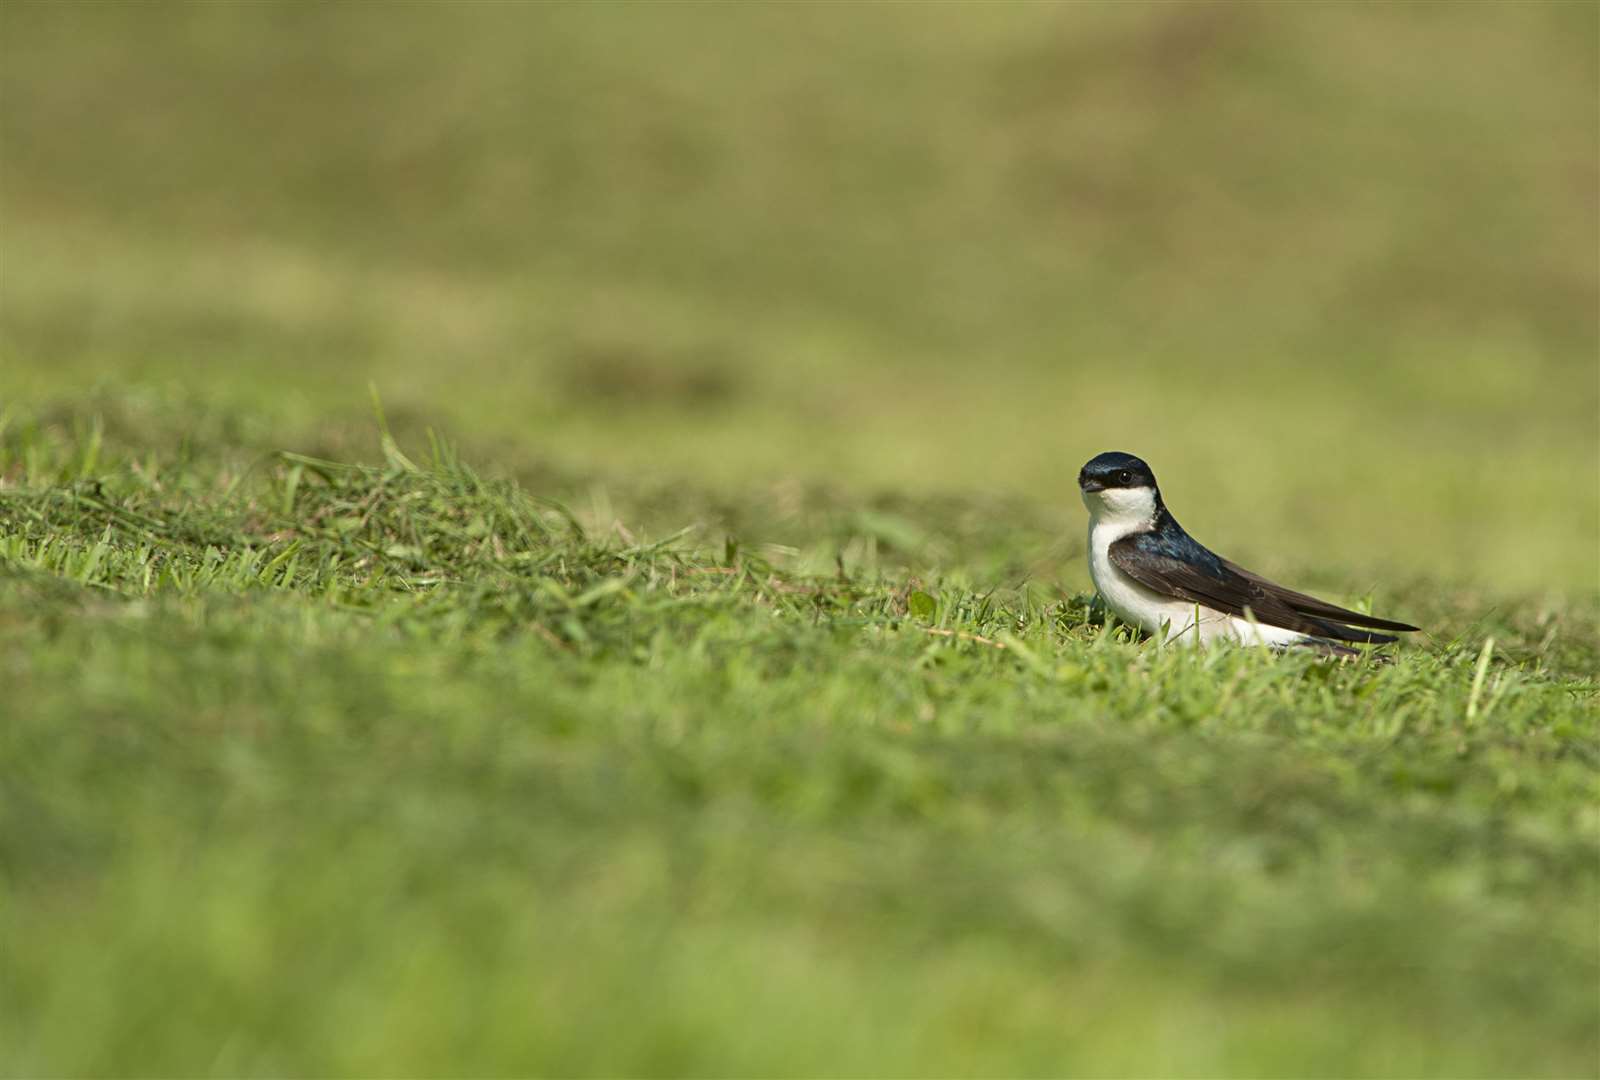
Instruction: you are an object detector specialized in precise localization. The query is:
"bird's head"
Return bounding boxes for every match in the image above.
[1078,451,1160,523]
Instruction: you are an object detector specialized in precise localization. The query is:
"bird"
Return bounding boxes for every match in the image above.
[1078,451,1418,654]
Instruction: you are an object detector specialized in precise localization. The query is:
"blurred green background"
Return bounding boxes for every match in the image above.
[4,6,1600,1078]
[4,1,1595,592]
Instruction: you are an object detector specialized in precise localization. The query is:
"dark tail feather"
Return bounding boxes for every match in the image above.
[1302,609,1419,634]
[1307,617,1399,646]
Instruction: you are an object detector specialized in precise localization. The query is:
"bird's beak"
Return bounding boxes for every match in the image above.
[1079,476,1105,493]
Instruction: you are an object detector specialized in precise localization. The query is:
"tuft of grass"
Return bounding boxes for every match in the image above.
[1,407,1596,1076]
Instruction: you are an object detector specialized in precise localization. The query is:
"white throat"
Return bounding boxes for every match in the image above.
[1081,485,1159,541]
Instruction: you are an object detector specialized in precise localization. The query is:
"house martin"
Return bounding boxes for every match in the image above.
[1078,451,1418,654]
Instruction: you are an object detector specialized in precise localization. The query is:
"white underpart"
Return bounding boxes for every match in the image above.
[1082,486,1307,649]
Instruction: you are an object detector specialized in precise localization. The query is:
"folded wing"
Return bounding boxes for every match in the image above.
[1217,557,1419,632]
[1108,528,1418,645]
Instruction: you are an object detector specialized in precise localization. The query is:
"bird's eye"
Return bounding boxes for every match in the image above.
[1117,470,1133,485]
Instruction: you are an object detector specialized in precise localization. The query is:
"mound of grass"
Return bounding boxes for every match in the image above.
[2,406,1595,1076]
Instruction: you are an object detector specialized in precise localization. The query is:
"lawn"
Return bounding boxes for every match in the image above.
[2,4,1597,1076]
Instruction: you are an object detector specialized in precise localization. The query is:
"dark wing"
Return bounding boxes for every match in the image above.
[1217,557,1419,633]
[1108,527,1415,644]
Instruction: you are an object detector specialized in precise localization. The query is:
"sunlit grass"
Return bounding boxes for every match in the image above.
[2,3,1596,591]
[2,3,1596,1074]
[1,407,1596,1076]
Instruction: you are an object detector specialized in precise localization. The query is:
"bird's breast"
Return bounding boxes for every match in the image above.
[1087,520,1170,634]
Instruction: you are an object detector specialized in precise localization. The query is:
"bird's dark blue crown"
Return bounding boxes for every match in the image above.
[1078,451,1157,491]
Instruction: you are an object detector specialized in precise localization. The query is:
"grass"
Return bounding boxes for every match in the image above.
[2,3,1598,1076]
[1,403,1596,1076]
[3,3,1597,589]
